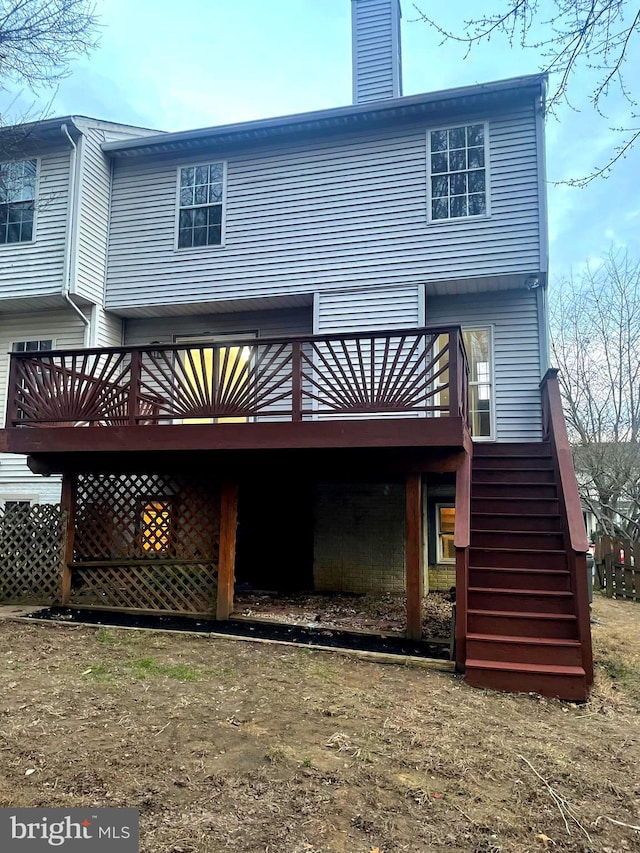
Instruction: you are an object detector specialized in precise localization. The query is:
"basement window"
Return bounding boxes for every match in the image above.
[0,159,37,244]
[140,500,173,554]
[428,123,488,221]
[177,163,225,249]
[436,504,456,563]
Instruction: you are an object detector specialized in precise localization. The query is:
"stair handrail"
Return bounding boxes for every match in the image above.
[454,449,472,670]
[540,368,593,685]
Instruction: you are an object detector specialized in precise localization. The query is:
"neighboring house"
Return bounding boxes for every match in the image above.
[0,115,159,504]
[0,0,593,700]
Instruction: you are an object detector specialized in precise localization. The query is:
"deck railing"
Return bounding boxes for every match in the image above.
[6,326,470,429]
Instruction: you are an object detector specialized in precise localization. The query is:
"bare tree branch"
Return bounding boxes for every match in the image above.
[550,249,640,541]
[413,1,640,184]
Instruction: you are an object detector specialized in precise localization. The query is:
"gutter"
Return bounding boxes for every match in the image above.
[61,122,90,347]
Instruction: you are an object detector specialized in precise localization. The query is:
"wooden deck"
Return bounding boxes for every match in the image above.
[2,326,471,456]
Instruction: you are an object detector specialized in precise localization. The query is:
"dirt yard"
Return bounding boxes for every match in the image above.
[0,595,638,853]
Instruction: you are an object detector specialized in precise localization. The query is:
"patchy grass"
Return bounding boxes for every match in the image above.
[0,596,638,853]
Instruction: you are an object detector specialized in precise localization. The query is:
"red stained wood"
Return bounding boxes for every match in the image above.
[4,325,471,430]
[540,370,593,686]
[4,417,466,456]
[405,473,423,642]
[60,473,76,605]
[454,450,472,670]
[217,480,238,621]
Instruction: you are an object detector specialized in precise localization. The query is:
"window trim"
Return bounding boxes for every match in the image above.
[426,121,490,225]
[174,161,227,252]
[435,503,456,564]
[0,156,40,248]
[461,324,496,442]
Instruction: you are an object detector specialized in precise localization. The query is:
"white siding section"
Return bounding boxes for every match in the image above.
[0,149,70,299]
[94,307,123,347]
[0,310,89,503]
[426,289,542,441]
[105,106,542,312]
[315,284,422,333]
[74,127,111,305]
[124,306,312,345]
[352,0,402,103]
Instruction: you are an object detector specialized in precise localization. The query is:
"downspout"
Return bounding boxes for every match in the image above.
[61,123,90,347]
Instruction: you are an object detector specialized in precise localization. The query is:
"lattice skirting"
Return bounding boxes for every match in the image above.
[0,504,66,604]
[71,471,221,614]
[69,562,217,614]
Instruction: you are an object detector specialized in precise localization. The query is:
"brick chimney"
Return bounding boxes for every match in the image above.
[351,0,403,104]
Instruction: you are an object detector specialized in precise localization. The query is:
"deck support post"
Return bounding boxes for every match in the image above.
[405,473,424,641]
[60,472,76,606]
[216,480,238,620]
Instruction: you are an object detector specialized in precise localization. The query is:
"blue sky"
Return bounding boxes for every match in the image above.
[2,0,639,281]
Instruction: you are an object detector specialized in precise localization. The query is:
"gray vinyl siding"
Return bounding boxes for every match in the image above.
[74,127,112,305]
[0,149,70,299]
[94,307,123,347]
[75,122,154,307]
[105,105,541,312]
[124,306,312,346]
[425,289,542,441]
[315,284,422,333]
[351,0,402,103]
[0,310,89,503]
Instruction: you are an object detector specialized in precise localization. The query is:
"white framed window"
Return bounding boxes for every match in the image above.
[436,504,455,563]
[176,162,225,249]
[12,339,52,353]
[462,327,494,440]
[0,159,37,244]
[427,122,489,222]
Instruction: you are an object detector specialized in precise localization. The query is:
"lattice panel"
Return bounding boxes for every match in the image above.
[0,504,65,604]
[70,562,217,614]
[72,472,220,614]
[300,332,449,415]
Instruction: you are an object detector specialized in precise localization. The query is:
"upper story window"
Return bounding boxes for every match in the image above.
[428,123,487,222]
[177,163,224,249]
[0,159,37,244]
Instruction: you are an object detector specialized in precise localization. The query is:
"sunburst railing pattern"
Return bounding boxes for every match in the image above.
[6,326,469,429]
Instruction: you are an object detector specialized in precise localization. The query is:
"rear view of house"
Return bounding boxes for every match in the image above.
[0,0,593,699]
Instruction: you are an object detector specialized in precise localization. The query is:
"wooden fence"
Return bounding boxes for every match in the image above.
[0,503,66,605]
[595,536,640,602]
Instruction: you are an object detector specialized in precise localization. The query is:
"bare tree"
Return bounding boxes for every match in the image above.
[413,1,640,184]
[550,250,640,539]
[0,0,98,91]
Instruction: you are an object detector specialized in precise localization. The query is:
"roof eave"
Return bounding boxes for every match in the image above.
[102,73,547,159]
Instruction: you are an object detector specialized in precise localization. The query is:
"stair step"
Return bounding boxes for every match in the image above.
[472,497,560,514]
[469,567,571,591]
[472,513,563,532]
[470,547,567,569]
[471,529,565,550]
[472,483,558,499]
[473,456,553,470]
[468,587,575,614]
[473,443,552,457]
[467,609,578,639]
[466,634,583,666]
[473,468,556,484]
[465,659,588,700]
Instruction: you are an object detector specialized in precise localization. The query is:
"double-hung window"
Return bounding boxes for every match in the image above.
[177,163,225,248]
[0,159,37,244]
[428,123,487,222]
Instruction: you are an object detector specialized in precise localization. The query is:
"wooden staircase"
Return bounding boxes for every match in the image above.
[463,441,591,701]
